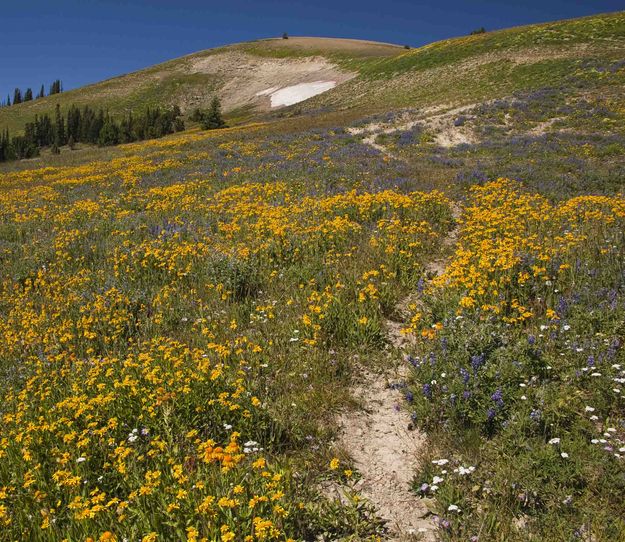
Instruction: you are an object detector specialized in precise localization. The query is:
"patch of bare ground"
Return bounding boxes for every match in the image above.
[425,203,462,277]
[183,52,356,112]
[337,363,435,541]
[348,103,478,160]
[248,36,403,57]
[527,116,563,136]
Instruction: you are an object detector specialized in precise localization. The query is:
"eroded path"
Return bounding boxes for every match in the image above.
[336,205,461,541]
[338,363,434,540]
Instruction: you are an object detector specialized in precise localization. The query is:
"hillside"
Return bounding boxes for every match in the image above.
[0,37,403,134]
[1,10,625,542]
[3,11,625,136]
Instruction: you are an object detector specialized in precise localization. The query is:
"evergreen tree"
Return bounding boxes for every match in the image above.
[0,129,10,162]
[190,108,203,122]
[24,88,33,101]
[1,101,184,164]
[24,122,37,147]
[66,105,81,142]
[93,109,105,142]
[6,94,11,107]
[13,88,22,105]
[119,113,135,143]
[49,80,63,95]
[54,104,66,146]
[80,106,94,142]
[37,84,45,99]
[98,117,120,146]
[32,113,54,147]
[201,97,226,130]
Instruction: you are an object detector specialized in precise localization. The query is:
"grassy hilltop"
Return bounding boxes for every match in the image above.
[0,37,403,135]
[0,10,624,542]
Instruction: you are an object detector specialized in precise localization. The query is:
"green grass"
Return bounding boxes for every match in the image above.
[359,11,625,79]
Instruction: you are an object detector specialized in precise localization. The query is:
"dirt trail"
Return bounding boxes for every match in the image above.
[336,205,461,541]
[425,203,462,276]
[338,365,433,540]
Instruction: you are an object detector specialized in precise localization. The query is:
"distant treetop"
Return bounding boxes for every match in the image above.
[470,27,487,35]
[1,79,63,108]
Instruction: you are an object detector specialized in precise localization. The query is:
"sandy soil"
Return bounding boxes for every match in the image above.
[251,36,403,57]
[184,51,354,112]
[349,103,478,158]
[338,365,434,541]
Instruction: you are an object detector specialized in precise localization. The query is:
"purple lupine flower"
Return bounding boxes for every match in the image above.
[587,355,595,367]
[405,391,414,403]
[608,289,618,310]
[530,409,542,422]
[471,353,485,373]
[463,390,472,400]
[423,383,432,399]
[528,335,536,346]
[491,389,504,408]
[416,277,425,294]
[460,367,470,384]
[608,338,620,358]
[487,408,496,421]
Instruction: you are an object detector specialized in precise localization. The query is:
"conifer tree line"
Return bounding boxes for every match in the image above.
[0,79,63,107]
[0,103,185,162]
[1,95,226,163]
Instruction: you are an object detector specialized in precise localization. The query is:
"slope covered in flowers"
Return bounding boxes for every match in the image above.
[0,126,452,541]
[1,32,625,537]
[406,180,625,540]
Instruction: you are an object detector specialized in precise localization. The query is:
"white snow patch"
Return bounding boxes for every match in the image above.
[265,81,336,108]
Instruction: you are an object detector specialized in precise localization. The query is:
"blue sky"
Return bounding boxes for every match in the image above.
[1,0,622,99]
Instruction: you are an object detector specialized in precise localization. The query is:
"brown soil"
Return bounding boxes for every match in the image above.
[181,51,355,112]
[338,364,434,541]
[250,36,403,57]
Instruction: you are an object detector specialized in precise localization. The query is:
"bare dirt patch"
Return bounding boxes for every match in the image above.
[184,52,355,112]
[250,36,403,57]
[337,363,434,541]
[349,103,478,159]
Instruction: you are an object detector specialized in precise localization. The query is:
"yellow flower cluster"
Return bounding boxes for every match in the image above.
[407,178,625,333]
